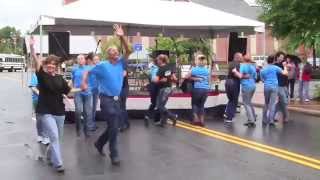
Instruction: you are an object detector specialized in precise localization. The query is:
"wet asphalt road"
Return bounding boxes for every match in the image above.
[0,72,319,180]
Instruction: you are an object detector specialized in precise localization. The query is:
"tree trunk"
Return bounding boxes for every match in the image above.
[313,45,316,69]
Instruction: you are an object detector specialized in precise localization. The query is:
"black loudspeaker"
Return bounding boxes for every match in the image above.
[228,32,247,62]
[48,32,70,61]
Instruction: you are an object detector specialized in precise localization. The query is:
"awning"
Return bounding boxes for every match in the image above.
[30,0,265,37]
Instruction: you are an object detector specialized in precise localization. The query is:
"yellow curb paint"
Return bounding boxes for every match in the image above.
[172,121,320,170]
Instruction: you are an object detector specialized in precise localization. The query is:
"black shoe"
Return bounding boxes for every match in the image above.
[244,122,256,128]
[269,123,276,127]
[76,130,80,137]
[94,142,106,156]
[110,156,120,166]
[171,114,178,126]
[262,122,268,127]
[144,115,150,127]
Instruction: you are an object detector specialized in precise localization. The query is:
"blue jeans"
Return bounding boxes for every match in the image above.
[39,114,65,167]
[156,87,176,124]
[191,88,208,116]
[119,87,129,129]
[242,89,256,122]
[225,79,240,120]
[96,95,120,158]
[146,83,160,120]
[33,100,47,138]
[74,93,93,134]
[299,80,310,101]
[263,88,278,124]
[275,86,289,120]
[92,89,99,128]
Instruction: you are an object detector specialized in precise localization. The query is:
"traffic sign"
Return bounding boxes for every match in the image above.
[134,43,143,52]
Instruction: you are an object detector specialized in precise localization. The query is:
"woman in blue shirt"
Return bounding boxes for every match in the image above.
[186,55,210,127]
[240,56,257,127]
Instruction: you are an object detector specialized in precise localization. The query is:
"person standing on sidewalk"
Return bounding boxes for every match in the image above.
[239,55,257,127]
[82,24,132,166]
[30,37,79,173]
[86,53,99,131]
[186,55,210,127]
[144,58,159,126]
[287,55,297,100]
[72,54,93,137]
[298,53,313,102]
[119,63,130,132]
[274,52,290,123]
[154,54,178,127]
[224,52,242,123]
[260,55,288,127]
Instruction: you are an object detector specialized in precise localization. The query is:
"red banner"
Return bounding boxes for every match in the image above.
[63,0,78,5]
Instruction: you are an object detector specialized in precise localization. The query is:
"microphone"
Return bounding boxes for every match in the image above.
[95,39,101,54]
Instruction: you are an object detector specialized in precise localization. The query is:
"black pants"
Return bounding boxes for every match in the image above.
[288,79,295,99]
[146,83,160,121]
[224,79,240,120]
[119,86,129,129]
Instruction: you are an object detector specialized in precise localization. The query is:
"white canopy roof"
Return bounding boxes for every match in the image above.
[31,0,264,37]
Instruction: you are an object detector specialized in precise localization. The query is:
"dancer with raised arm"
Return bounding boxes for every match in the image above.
[82,24,132,166]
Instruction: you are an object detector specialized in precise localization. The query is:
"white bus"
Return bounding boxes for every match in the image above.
[0,54,26,72]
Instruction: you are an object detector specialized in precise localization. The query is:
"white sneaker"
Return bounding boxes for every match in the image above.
[37,136,43,143]
[305,99,310,102]
[41,137,50,145]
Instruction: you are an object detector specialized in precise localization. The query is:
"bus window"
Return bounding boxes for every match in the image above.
[0,58,2,62]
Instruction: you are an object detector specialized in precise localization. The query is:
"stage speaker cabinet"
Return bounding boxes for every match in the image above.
[228,32,247,62]
[48,32,70,61]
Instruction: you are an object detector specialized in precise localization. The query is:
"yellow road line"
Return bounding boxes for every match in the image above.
[174,121,320,170]
[177,121,320,165]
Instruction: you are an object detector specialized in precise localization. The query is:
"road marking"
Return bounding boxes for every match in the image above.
[174,121,320,170]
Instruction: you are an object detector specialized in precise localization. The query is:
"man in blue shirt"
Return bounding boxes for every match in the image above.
[260,55,288,126]
[82,24,132,166]
[144,59,159,126]
[72,54,93,137]
[86,53,100,131]
[119,62,130,132]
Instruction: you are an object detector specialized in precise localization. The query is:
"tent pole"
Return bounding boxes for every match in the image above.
[40,21,43,58]
[263,28,266,58]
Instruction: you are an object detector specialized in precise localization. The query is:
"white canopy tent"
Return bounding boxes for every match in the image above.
[29,0,265,56]
[30,0,264,35]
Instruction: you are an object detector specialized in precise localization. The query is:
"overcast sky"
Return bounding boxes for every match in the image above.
[0,0,62,33]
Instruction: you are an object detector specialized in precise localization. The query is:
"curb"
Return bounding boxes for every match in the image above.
[246,102,320,117]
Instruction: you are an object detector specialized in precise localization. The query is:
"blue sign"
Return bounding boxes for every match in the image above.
[134,43,143,52]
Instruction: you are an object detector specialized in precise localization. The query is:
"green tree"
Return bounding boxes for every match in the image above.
[258,0,320,67]
[99,36,133,60]
[149,34,212,64]
[0,26,23,54]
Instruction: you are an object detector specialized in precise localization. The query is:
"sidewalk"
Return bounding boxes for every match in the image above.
[238,82,320,116]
